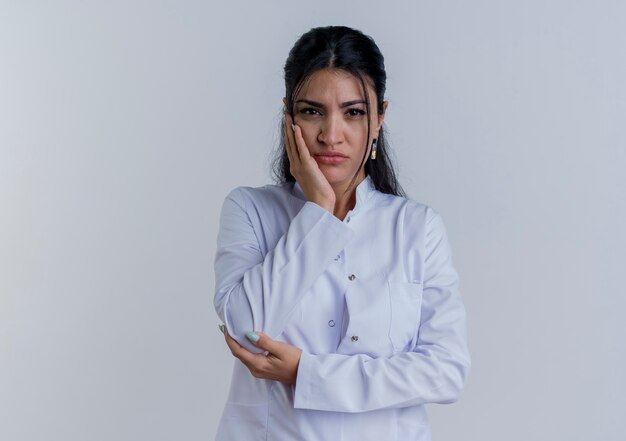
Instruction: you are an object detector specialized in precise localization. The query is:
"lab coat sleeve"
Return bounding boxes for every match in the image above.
[293,210,470,412]
[214,188,355,351]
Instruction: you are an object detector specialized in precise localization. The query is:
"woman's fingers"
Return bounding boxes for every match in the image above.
[223,329,249,357]
[292,123,311,161]
[284,113,299,163]
[223,329,301,384]
[284,113,314,173]
[224,331,266,370]
[248,332,290,356]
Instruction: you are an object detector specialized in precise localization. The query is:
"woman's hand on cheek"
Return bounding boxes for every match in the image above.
[224,329,303,385]
[284,113,336,213]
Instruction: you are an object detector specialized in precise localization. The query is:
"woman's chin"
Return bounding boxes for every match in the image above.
[321,171,364,191]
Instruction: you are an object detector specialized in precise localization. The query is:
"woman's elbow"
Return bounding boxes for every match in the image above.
[438,357,470,404]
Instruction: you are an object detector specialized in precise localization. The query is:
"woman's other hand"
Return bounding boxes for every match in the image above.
[284,113,336,213]
[224,328,302,385]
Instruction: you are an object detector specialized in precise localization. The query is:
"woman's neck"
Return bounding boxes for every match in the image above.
[333,191,356,220]
[331,176,365,220]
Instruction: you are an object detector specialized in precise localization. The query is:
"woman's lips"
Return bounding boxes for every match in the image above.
[314,152,349,165]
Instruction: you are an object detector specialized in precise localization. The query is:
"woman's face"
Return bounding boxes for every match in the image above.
[288,68,387,192]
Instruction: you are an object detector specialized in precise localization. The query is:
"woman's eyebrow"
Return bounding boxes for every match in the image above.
[340,99,367,107]
[295,99,324,108]
[295,99,366,108]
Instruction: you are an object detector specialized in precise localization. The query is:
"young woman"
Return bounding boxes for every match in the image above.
[214,25,470,441]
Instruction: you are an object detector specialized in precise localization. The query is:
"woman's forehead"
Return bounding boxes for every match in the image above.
[297,68,375,102]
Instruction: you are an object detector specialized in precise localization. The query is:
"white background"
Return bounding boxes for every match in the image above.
[1,1,625,440]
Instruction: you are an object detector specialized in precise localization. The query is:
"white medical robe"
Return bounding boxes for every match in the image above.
[214,176,470,440]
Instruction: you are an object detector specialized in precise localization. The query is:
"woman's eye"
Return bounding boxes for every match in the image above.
[347,108,366,117]
[299,107,321,115]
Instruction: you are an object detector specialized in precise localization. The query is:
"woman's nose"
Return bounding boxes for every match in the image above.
[318,115,344,146]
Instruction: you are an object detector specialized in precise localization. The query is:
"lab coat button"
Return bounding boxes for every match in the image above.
[348,274,356,281]
[328,320,335,327]
[351,335,359,342]
[346,217,351,223]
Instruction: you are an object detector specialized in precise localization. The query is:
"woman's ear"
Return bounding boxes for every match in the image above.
[375,100,389,136]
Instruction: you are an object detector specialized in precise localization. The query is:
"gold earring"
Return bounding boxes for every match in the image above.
[370,139,378,160]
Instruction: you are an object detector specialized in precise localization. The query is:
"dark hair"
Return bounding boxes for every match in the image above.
[272,25,405,197]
